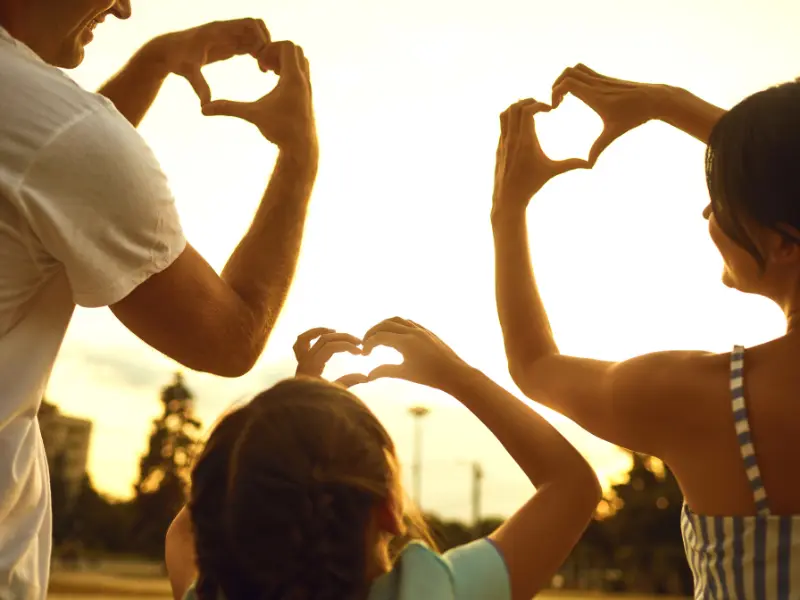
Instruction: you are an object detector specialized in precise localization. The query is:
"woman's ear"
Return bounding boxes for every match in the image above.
[767,223,800,265]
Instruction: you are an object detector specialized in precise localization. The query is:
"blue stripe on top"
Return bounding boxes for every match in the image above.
[681,346,800,599]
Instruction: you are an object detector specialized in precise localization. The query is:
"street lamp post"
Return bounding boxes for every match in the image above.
[408,405,430,508]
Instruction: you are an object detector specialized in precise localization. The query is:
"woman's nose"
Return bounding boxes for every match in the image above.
[702,204,712,220]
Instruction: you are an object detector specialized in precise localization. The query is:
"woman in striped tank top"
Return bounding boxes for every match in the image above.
[490,73,800,598]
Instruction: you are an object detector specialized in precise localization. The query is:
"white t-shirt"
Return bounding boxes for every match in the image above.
[0,27,186,599]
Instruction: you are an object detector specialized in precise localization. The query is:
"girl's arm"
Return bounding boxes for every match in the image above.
[361,319,602,600]
[165,506,198,600]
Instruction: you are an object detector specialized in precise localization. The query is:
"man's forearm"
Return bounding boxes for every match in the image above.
[221,150,318,361]
[653,85,726,144]
[97,40,171,127]
[492,209,559,381]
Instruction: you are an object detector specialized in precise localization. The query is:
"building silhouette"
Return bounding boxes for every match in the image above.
[39,399,92,502]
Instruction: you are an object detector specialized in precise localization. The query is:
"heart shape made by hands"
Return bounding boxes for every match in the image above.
[325,345,404,385]
[199,54,280,106]
[533,94,604,163]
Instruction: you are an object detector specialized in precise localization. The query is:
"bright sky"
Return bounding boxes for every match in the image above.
[48,0,799,522]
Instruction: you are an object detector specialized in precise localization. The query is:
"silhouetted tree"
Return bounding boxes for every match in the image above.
[600,454,692,595]
[132,373,202,558]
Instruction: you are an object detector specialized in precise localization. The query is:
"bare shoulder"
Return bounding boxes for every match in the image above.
[611,349,731,409]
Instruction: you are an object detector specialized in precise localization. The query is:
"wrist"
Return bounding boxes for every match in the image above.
[278,145,319,179]
[648,84,686,123]
[434,361,486,397]
[137,35,176,79]
[490,205,527,230]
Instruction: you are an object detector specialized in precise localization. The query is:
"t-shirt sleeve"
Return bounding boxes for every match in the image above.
[17,103,186,308]
[443,538,511,600]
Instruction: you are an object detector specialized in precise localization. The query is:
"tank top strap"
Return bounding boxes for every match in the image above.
[731,345,771,516]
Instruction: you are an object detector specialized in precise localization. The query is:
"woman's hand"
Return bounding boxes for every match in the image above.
[293,327,367,387]
[551,64,668,165]
[360,318,471,392]
[492,99,588,218]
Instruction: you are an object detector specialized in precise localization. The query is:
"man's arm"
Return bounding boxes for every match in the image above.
[112,151,315,376]
[98,20,271,127]
[20,42,314,378]
[96,41,170,127]
[110,42,316,377]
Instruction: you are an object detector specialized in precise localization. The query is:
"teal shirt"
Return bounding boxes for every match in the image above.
[184,538,511,600]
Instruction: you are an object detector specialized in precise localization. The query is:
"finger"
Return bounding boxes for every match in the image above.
[361,330,412,357]
[508,101,549,155]
[551,76,596,109]
[588,125,622,166]
[335,373,369,388]
[552,64,609,97]
[362,318,414,346]
[507,98,540,134]
[248,19,271,71]
[183,68,212,106]
[254,19,271,45]
[574,63,602,78]
[307,341,362,368]
[551,157,591,176]
[201,99,255,119]
[269,41,305,84]
[293,327,335,357]
[312,332,363,348]
[575,63,634,87]
[365,363,406,383]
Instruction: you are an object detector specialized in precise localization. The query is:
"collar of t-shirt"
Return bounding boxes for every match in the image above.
[0,25,47,64]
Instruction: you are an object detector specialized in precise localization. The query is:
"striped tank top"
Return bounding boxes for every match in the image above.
[681,345,800,599]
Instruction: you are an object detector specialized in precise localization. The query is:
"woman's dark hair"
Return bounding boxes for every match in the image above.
[705,79,800,269]
[188,377,433,600]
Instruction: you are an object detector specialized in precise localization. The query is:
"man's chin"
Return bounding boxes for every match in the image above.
[55,42,86,69]
[721,271,736,289]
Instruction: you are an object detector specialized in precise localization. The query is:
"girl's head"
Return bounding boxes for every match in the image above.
[189,377,431,600]
[704,80,800,302]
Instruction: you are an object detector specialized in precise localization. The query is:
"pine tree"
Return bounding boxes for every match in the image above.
[132,373,202,557]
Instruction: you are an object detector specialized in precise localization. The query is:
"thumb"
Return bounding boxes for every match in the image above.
[201,99,254,120]
[334,373,369,388]
[552,157,591,176]
[588,126,620,167]
[366,364,406,383]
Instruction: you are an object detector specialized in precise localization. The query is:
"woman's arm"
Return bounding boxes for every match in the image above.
[361,319,601,600]
[652,84,726,143]
[491,100,715,456]
[446,367,602,600]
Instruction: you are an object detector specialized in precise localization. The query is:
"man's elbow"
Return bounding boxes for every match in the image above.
[190,326,267,378]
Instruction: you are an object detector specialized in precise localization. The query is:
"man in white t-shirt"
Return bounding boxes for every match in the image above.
[0,0,319,596]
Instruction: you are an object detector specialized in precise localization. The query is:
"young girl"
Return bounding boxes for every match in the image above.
[491,74,800,597]
[165,319,601,600]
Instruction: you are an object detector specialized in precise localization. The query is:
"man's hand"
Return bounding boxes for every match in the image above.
[551,64,669,165]
[294,328,367,388]
[492,99,588,217]
[202,41,316,158]
[148,19,272,106]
